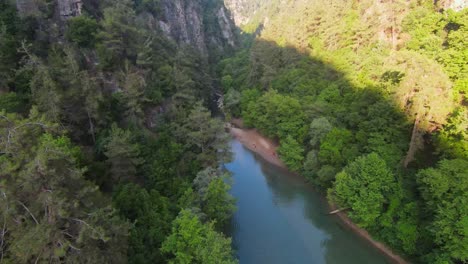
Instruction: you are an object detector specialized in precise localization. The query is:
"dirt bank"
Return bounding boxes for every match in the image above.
[227,121,408,264]
[230,127,286,168]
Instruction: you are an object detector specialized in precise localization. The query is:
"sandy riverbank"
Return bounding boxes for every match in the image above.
[227,121,408,264]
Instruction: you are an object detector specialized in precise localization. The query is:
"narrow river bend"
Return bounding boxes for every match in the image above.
[225,140,389,264]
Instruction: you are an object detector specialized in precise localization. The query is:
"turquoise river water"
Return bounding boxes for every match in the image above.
[225,140,390,264]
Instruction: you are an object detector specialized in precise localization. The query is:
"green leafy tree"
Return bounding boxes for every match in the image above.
[278,135,305,171]
[331,153,397,228]
[417,159,468,263]
[0,112,128,263]
[97,0,142,70]
[161,210,237,264]
[203,177,236,230]
[435,107,468,160]
[66,16,99,48]
[177,102,231,167]
[309,117,333,148]
[104,124,143,184]
[192,168,236,229]
[319,128,356,167]
[114,184,173,263]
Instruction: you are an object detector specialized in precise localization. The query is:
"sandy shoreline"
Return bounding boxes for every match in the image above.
[227,121,408,264]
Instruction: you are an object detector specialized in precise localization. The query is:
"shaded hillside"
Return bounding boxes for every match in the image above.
[221,0,468,263]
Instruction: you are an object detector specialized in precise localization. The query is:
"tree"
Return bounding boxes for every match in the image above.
[177,102,231,167]
[203,177,236,230]
[104,124,143,184]
[0,113,128,263]
[161,210,237,264]
[330,153,397,228]
[278,135,304,171]
[66,16,99,48]
[417,159,468,263]
[118,67,148,126]
[243,90,306,141]
[113,184,173,263]
[435,107,468,160]
[318,128,355,167]
[309,117,333,148]
[96,0,142,70]
[192,168,235,229]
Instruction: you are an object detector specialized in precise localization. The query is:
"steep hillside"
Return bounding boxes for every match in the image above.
[221,0,467,263]
[0,0,239,263]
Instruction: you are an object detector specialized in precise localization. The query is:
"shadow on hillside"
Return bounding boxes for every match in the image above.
[222,19,434,261]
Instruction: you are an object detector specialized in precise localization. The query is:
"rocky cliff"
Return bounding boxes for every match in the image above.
[16,0,82,19]
[157,0,237,55]
[15,0,237,54]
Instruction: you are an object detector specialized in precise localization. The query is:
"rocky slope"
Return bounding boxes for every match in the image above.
[15,0,237,54]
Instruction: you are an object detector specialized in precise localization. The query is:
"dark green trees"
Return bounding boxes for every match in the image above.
[417,159,468,263]
[278,135,304,171]
[0,112,128,263]
[104,124,143,184]
[66,16,99,48]
[113,184,173,263]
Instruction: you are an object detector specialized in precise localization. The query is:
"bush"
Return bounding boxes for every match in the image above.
[66,16,99,48]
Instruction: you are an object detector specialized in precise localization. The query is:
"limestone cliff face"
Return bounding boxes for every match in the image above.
[157,0,237,55]
[57,0,83,19]
[15,0,237,54]
[223,0,252,26]
[16,0,40,17]
[16,0,82,19]
[437,0,468,11]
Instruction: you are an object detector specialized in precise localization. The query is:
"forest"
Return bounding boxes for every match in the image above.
[0,0,467,263]
[0,0,238,263]
[221,0,467,263]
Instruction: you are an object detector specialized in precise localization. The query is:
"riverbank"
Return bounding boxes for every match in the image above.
[227,120,408,264]
[229,126,286,169]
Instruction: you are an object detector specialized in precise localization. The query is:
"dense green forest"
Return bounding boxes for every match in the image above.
[0,0,238,263]
[221,0,467,263]
[1,0,467,263]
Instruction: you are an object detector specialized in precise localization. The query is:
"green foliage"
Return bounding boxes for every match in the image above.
[331,153,397,229]
[278,135,305,172]
[161,210,237,264]
[114,184,173,263]
[203,177,236,230]
[96,0,142,70]
[192,167,236,230]
[0,112,129,263]
[175,102,231,167]
[66,16,99,48]
[417,159,468,262]
[435,107,468,160]
[308,117,333,148]
[243,90,306,141]
[318,128,356,167]
[104,124,143,184]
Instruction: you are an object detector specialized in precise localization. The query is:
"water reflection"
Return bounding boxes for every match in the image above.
[226,140,389,264]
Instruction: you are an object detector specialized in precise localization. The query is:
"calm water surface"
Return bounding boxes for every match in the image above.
[225,140,390,264]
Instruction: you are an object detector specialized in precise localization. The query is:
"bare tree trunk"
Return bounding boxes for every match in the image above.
[87,109,96,144]
[404,113,422,168]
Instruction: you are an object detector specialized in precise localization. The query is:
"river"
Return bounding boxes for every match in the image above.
[225,139,390,264]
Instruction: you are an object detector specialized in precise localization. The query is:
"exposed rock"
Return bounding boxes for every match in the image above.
[157,0,237,54]
[16,0,40,17]
[436,0,468,11]
[158,0,207,54]
[57,0,83,20]
[16,0,82,19]
[224,0,251,26]
[217,7,236,47]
